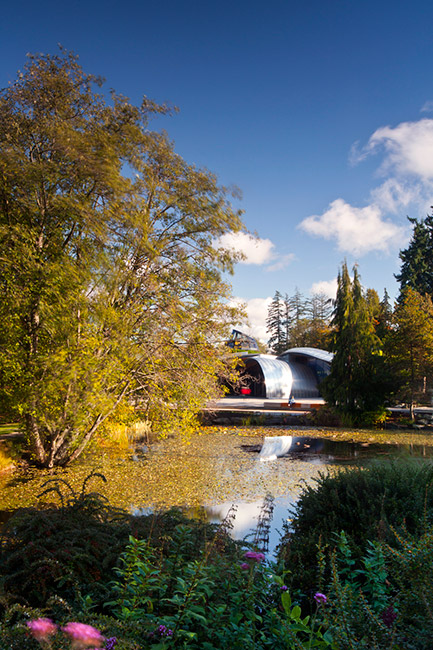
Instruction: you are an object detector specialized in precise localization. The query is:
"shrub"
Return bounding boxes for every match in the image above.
[383,524,433,649]
[277,460,433,598]
[0,474,238,614]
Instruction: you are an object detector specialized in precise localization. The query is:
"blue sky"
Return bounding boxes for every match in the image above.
[2,0,433,341]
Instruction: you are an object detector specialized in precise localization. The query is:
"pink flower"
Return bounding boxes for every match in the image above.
[62,622,104,649]
[244,550,265,563]
[314,592,327,605]
[240,562,250,570]
[27,618,57,642]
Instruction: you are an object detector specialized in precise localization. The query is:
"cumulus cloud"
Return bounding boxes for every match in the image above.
[310,279,338,299]
[216,231,294,271]
[231,296,272,343]
[299,198,405,256]
[366,118,433,180]
[305,116,433,256]
[217,232,275,265]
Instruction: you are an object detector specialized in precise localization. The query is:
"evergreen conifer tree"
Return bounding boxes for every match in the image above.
[321,263,394,420]
[266,291,287,354]
[396,213,433,299]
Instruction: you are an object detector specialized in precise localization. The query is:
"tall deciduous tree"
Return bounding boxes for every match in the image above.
[0,51,245,467]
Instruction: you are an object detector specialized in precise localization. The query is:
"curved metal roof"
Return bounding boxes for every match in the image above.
[243,354,292,399]
[279,347,334,364]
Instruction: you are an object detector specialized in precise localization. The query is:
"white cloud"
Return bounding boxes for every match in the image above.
[369,178,420,214]
[217,232,275,265]
[310,279,338,299]
[299,198,405,256]
[421,101,433,113]
[304,117,433,256]
[217,231,294,271]
[348,140,367,166]
[265,253,296,272]
[366,118,433,180]
[231,296,272,344]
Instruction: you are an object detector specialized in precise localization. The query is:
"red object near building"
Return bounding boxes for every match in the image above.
[240,387,251,395]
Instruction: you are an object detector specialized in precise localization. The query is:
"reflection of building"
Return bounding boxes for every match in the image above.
[232,347,333,399]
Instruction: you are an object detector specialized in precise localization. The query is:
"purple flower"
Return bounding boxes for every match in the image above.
[314,592,327,605]
[280,585,288,591]
[240,562,250,570]
[244,550,265,563]
[157,624,173,637]
[381,606,397,628]
[105,637,118,650]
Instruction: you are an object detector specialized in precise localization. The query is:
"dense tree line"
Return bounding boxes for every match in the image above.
[267,211,433,422]
[266,289,333,354]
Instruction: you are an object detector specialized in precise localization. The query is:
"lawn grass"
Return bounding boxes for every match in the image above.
[0,423,19,436]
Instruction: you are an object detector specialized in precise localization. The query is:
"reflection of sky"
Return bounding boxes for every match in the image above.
[132,497,295,558]
[110,433,433,559]
[202,494,298,558]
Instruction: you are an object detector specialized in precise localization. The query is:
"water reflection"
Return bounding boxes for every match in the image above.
[243,435,433,463]
[178,435,433,557]
[183,496,296,558]
[1,430,433,555]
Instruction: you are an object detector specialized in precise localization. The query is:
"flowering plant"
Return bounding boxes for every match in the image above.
[26,618,57,644]
[27,618,105,649]
[62,622,104,649]
[243,550,265,562]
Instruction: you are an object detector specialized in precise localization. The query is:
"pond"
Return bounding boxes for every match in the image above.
[2,425,433,555]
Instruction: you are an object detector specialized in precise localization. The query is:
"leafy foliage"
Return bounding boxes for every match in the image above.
[321,263,395,422]
[0,474,237,614]
[395,213,433,300]
[0,50,245,467]
[386,287,433,415]
[0,478,337,650]
[383,524,433,649]
[277,460,433,598]
[6,465,433,648]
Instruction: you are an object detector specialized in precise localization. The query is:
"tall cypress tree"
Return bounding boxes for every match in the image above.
[321,263,393,420]
[323,262,356,412]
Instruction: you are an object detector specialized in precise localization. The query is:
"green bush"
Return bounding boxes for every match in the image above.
[383,524,433,650]
[6,465,433,648]
[0,475,238,614]
[277,460,433,598]
[0,523,337,649]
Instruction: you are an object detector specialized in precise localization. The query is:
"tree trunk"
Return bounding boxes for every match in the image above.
[25,412,46,465]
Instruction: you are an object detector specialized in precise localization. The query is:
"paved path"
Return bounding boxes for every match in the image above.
[207,396,325,413]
